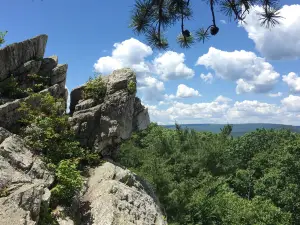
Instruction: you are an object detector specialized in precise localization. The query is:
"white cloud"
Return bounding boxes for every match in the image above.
[112,38,153,65]
[200,72,213,84]
[215,95,232,103]
[220,20,227,24]
[268,92,283,97]
[282,72,300,93]
[94,38,152,75]
[176,84,201,98]
[147,98,300,125]
[281,95,300,112]
[94,56,122,75]
[138,76,165,102]
[196,47,280,94]
[153,51,194,80]
[242,4,300,60]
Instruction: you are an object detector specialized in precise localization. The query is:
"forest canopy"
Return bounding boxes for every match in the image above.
[118,123,300,225]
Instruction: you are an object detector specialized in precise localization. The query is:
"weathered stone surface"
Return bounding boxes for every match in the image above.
[39,55,58,75]
[106,68,135,94]
[69,68,150,157]
[133,97,150,131]
[13,59,42,76]
[0,34,48,81]
[69,85,84,115]
[50,64,68,86]
[0,83,67,130]
[83,162,167,225]
[0,128,54,225]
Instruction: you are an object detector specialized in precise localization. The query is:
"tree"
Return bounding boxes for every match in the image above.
[0,31,7,46]
[130,0,284,49]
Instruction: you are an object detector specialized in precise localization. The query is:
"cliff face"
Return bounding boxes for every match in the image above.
[0,35,165,225]
[0,34,67,131]
[69,68,150,158]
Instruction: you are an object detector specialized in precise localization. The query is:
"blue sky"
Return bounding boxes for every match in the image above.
[1,0,300,125]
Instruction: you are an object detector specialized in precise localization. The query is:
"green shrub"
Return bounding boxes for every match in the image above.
[18,93,84,164]
[127,80,136,94]
[0,75,27,99]
[18,92,102,209]
[0,73,49,100]
[0,31,7,46]
[83,74,107,101]
[51,159,83,207]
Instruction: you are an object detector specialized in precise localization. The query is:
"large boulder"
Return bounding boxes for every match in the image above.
[0,34,48,81]
[82,161,167,225]
[69,68,150,158]
[0,128,54,225]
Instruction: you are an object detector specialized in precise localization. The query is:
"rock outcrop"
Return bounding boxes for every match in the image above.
[0,127,54,225]
[0,36,163,225]
[0,35,68,130]
[69,68,150,158]
[82,161,167,225]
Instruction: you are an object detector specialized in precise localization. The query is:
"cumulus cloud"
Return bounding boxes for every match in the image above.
[176,84,201,98]
[196,47,280,94]
[281,95,300,112]
[165,84,201,100]
[268,92,283,97]
[200,72,213,84]
[138,76,165,102]
[146,97,300,125]
[215,95,232,103]
[220,20,227,24]
[242,4,300,60]
[282,72,300,93]
[94,38,152,75]
[93,38,198,104]
[153,51,194,80]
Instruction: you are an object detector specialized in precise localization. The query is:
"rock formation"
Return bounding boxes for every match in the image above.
[69,68,150,158]
[82,161,166,225]
[0,35,164,225]
[0,34,67,130]
[0,127,54,225]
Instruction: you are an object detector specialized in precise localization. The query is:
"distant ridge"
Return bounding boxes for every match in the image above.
[163,123,300,137]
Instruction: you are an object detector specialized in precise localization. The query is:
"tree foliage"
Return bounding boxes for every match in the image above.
[118,123,300,224]
[0,31,7,46]
[130,0,284,49]
[83,74,107,101]
[18,92,101,209]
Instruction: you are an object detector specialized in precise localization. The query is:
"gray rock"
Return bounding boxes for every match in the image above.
[69,85,84,115]
[106,68,135,94]
[69,68,150,157]
[0,83,67,130]
[39,55,58,75]
[50,64,68,86]
[0,127,54,225]
[13,59,42,76]
[0,34,48,81]
[82,162,167,225]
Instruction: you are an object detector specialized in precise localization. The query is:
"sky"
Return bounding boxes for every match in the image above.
[1,0,300,125]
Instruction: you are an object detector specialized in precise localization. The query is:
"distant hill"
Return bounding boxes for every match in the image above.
[163,123,300,137]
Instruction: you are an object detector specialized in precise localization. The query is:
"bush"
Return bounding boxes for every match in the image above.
[51,159,83,207]
[0,73,49,100]
[18,93,84,164]
[0,75,27,99]
[0,31,7,46]
[127,80,136,94]
[83,74,107,101]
